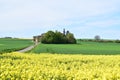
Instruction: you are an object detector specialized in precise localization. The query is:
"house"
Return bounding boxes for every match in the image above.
[33,33,44,44]
[33,35,41,44]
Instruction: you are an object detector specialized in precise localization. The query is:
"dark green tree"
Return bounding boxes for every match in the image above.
[54,31,67,44]
[41,30,76,44]
[41,31,56,44]
[66,33,76,44]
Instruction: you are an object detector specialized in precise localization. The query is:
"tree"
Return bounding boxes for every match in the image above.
[66,33,76,44]
[41,30,76,44]
[54,31,67,44]
[41,31,56,44]
[115,39,120,43]
[94,35,101,41]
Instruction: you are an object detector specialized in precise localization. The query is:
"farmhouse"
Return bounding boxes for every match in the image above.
[33,33,45,43]
[33,35,41,43]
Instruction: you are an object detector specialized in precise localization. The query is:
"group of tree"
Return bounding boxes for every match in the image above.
[41,30,76,44]
[94,35,120,43]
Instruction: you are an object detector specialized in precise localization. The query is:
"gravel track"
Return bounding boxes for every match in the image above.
[17,43,38,53]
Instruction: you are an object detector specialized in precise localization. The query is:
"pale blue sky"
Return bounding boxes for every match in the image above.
[0,0,120,39]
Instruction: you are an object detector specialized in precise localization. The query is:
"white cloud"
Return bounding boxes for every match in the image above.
[1,0,119,21]
[85,19,120,28]
[0,0,120,38]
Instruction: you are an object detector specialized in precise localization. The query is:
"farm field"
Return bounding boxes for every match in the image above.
[0,52,120,80]
[30,41,120,55]
[0,38,33,53]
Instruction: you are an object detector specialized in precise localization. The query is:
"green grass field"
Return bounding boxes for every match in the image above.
[0,38,33,53]
[30,41,120,55]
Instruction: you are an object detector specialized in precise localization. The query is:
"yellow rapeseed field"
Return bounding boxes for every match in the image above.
[0,52,120,80]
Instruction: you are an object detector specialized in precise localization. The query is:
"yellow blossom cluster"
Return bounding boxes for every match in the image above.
[0,52,120,80]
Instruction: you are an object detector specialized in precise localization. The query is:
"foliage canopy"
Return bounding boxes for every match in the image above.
[41,30,76,44]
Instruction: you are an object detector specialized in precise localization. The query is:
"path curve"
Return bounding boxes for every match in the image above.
[17,43,39,53]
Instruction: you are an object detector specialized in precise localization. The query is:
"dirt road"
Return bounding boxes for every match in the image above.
[17,43,38,53]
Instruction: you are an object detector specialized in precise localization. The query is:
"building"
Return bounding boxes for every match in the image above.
[33,35,41,44]
[33,33,45,44]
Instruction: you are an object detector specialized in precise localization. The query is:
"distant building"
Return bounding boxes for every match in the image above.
[33,33,44,44]
[33,35,41,43]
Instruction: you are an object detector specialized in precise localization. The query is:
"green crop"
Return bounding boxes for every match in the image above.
[30,41,120,55]
[0,38,33,53]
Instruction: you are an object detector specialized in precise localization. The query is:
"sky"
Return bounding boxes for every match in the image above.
[0,0,120,39]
